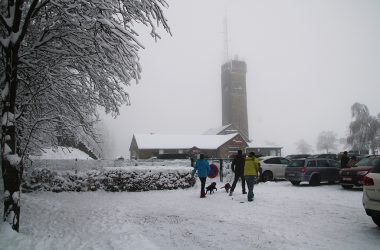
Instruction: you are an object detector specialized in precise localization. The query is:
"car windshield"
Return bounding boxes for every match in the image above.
[287,159,305,167]
[355,156,380,167]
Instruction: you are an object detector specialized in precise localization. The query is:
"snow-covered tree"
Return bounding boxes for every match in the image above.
[347,103,380,153]
[316,131,338,153]
[295,139,312,154]
[1,0,170,231]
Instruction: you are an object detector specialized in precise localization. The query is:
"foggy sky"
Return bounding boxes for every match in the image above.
[102,0,380,158]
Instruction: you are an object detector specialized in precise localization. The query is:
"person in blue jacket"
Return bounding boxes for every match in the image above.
[192,154,210,198]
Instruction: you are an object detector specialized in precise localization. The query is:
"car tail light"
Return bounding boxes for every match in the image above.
[302,166,308,173]
[363,176,374,186]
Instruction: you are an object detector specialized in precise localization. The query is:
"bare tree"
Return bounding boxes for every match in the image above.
[316,131,338,153]
[295,139,312,154]
[347,102,380,153]
[1,0,170,231]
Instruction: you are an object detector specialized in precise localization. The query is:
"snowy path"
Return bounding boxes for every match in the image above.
[1,181,379,250]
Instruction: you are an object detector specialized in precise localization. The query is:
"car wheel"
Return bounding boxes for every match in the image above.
[372,215,380,227]
[309,175,321,186]
[262,171,273,182]
[341,184,353,189]
[291,181,300,186]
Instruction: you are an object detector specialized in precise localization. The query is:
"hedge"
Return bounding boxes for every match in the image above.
[22,166,196,193]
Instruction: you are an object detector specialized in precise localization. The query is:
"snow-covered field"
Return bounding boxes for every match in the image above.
[1,180,379,250]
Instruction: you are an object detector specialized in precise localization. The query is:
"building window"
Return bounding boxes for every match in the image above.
[159,149,164,154]
[178,149,183,154]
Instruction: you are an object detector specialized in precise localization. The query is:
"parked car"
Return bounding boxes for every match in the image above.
[307,154,338,160]
[285,154,311,160]
[362,161,380,227]
[340,155,380,189]
[285,158,340,186]
[258,156,291,181]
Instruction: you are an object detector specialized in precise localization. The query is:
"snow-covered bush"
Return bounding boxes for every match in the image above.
[22,166,195,193]
[221,161,234,183]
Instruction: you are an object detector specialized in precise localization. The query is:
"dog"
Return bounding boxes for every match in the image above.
[206,182,217,194]
[220,182,231,193]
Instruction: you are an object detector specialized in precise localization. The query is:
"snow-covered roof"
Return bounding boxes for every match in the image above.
[202,124,232,135]
[134,133,240,150]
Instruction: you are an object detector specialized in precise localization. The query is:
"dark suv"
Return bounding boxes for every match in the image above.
[340,155,380,189]
[285,158,340,186]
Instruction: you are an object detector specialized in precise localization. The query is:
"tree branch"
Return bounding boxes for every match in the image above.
[14,0,39,49]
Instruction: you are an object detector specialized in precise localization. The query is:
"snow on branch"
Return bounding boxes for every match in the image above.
[2,112,15,126]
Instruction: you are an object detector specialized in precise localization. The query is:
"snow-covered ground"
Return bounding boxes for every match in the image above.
[30,147,93,160]
[1,180,379,250]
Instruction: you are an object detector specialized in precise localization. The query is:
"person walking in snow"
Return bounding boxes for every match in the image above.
[244,152,261,202]
[229,150,246,196]
[192,154,210,198]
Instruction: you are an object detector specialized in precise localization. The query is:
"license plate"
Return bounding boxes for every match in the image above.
[342,177,351,181]
[288,173,295,177]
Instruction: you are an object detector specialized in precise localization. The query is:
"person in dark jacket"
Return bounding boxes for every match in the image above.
[340,151,350,168]
[192,154,210,198]
[229,150,246,196]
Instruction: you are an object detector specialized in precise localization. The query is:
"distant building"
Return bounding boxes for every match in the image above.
[221,59,249,142]
[246,143,282,157]
[203,125,282,156]
[129,133,248,159]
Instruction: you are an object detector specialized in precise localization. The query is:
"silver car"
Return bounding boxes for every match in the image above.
[285,158,340,186]
[258,156,290,182]
[362,161,380,227]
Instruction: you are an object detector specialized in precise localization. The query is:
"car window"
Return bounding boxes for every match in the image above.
[356,157,375,167]
[288,160,304,167]
[328,160,340,168]
[279,158,290,164]
[264,158,281,164]
[307,160,316,167]
[317,160,330,167]
[263,159,271,164]
[370,157,380,166]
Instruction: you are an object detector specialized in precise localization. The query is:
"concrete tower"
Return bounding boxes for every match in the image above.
[221,58,249,141]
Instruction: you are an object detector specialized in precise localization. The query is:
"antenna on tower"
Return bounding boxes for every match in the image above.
[223,16,229,63]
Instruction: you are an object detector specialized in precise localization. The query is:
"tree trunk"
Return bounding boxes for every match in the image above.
[2,46,22,232]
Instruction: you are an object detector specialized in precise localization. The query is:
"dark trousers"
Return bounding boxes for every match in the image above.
[199,177,206,194]
[230,173,246,193]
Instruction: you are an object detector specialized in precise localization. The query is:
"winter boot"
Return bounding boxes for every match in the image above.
[200,190,206,198]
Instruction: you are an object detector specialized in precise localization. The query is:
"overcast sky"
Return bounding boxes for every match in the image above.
[102,0,380,158]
